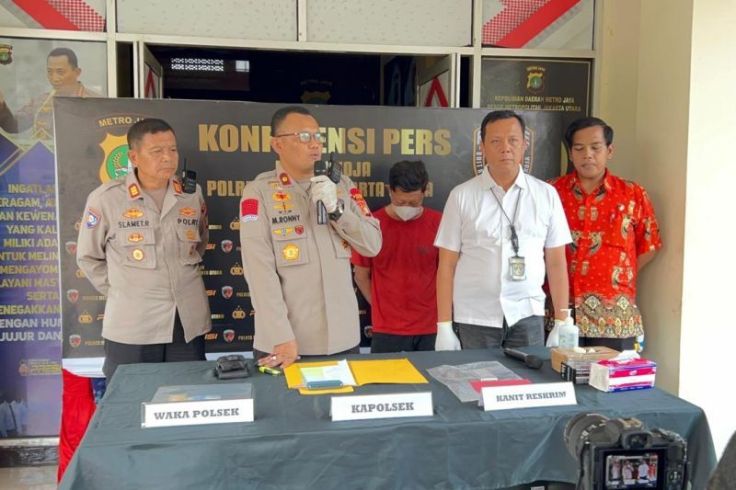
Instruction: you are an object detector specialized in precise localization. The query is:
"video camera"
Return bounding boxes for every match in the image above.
[564,413,688,490]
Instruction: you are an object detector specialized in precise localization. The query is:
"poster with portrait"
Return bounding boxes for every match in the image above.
[0,38,106,436]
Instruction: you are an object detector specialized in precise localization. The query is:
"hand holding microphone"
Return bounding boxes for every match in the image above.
[310,174,338,212]
[435,321,461,351]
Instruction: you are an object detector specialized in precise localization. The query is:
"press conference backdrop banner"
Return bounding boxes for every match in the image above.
[55,98,564,375]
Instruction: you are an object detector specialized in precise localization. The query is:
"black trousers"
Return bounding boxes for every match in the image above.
[103,312,205,380]
[370,332,436,353]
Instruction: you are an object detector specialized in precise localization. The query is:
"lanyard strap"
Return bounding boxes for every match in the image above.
[490,185,522,256]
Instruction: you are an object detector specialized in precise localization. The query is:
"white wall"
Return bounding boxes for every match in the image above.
[600,0,736,456]
[681,0,736,455]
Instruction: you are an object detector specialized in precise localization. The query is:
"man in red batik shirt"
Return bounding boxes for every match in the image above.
[352,160,442,352]
[551,117,662,351]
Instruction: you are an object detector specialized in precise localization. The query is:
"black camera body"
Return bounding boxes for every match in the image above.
[565,413,688,490]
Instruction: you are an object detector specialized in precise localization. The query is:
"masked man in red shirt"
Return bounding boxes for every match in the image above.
[352,160,442,353]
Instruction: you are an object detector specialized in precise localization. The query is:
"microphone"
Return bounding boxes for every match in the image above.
[503,347,543,369]
[313,159,328,225]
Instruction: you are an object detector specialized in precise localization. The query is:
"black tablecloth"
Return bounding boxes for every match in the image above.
[59,349,716,490]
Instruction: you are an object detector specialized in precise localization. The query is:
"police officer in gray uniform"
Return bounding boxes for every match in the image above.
[240,106,382,369]
[77,118,211,379]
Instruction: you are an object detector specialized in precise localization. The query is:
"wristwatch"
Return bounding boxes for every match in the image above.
[328,199,345,221]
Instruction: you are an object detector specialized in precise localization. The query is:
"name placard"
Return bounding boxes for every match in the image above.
[481,382,577,411]
[141,398,254,428]
[331,392,433,421]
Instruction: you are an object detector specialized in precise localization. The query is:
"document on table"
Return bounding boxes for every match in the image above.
[300,359,356,387]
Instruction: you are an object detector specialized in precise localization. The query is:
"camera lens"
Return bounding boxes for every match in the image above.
[564,412,608,459]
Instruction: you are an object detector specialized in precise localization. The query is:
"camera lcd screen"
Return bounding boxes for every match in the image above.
[601,449,666,489]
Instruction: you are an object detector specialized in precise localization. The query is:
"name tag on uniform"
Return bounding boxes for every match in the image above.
[509,255,526,281]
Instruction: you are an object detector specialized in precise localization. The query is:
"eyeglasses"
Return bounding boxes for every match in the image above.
[273,131,324,143]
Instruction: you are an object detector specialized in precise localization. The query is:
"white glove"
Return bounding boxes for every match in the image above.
[546,319,564,347]
[310,175,338,213]
[435,321,461,351]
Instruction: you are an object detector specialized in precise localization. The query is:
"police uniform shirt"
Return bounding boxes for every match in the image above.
[76,171,211,344]
[239,162,382,355]
[434,166,571,328]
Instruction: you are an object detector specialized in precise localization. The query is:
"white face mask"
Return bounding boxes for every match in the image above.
[393,205,422,221]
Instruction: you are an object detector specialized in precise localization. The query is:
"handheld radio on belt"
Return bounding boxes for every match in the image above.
[181,158,197,194]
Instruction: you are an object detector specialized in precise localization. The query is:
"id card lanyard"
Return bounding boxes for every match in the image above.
[490,184,526,281]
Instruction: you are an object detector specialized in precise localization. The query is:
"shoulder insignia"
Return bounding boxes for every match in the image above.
[128,183,140,199]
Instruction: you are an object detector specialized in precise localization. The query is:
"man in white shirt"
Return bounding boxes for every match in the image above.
[434,110,571,350]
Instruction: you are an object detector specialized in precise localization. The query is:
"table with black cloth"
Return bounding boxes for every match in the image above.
[59,349,716,490]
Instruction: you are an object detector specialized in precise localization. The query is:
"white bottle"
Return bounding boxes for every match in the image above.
[558,308,579,349]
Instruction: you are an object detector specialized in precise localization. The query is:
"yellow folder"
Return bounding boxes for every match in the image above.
[350,359,428,385]
[284,358,427,395]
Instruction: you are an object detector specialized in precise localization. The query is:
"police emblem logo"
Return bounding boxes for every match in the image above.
[99,133,130,183]
[179,207,197,217]
[123,208,144,219]
[79,312,93,324]
[128,183,141,199]
[69,334,82,348]
[0,43,13,65]
[65,241,77,255]
[525,65,546,94]
[75,268,86,278]
[74,220,81,231]
[230,263,244,276]
[223,329,236,343]
[229,217,241,230]
[221,286,234,299]
[272,227,294,237]
[66,289,79,304]
[128,232,144,243]
[172,180,183,194]
[232,307,246,319]
[220,240,233,253]
[185,229,197,241]
[282,243,300,261]
[272,191,290,202]
[85,208,101,229]
[132,249,145,261]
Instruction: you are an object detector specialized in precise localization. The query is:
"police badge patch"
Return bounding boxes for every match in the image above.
[241,198,259,222]
[85,208,101,229]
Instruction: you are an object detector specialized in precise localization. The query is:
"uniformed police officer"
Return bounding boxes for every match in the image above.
[77,118,211,379]
[240,106,382,368]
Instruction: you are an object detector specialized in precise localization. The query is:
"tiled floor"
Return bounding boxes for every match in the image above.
[0,466,56,490]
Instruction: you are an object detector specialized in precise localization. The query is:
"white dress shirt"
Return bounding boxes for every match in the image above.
[435,166,571,328]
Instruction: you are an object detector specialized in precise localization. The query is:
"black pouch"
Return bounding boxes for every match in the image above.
[215,354,250,379]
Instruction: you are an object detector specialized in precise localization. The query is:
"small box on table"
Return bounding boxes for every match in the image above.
[589,358,656,393]
[550,346,620,372]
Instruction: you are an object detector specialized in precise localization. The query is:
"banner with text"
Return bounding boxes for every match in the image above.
[54,98,564,375]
